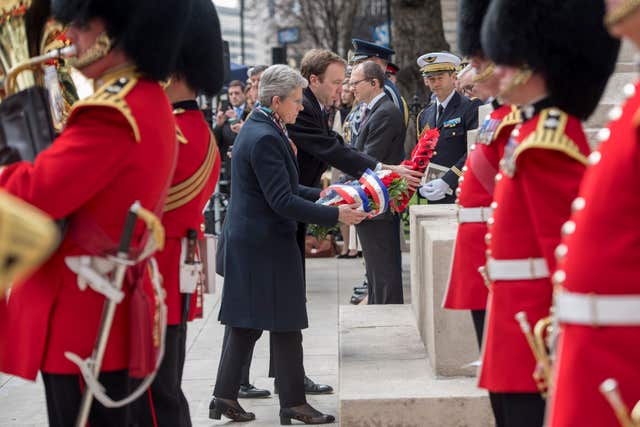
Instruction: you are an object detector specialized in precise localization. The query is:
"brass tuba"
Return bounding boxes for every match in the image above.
[600,378,640,427]
[515,311,554,397]
[0,0,78,162]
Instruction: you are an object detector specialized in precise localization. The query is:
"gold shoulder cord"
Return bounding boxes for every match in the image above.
[514,109,588,165]
[69,71,142,142]
[164,131,219,212]
[493,106,522,141]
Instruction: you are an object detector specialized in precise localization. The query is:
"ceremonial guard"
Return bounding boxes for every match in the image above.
[477,1,619,426]
[416,52,481,203]
[442,0,521,350]
[0,0,192,424]
[142,1,223,425]
[547,2,640,426]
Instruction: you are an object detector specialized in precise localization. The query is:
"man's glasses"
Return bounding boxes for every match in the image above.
[348,78,371,88]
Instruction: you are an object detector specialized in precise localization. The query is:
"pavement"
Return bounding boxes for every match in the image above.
[0,252,411,426]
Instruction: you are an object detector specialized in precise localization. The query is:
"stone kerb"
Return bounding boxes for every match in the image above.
[409,204,479,377]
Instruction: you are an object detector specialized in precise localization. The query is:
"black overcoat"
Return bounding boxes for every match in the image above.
[217,111,338,331]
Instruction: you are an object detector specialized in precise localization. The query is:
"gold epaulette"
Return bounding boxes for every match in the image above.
[416,107,429,141]
[69,73,141,143]
[514,108,588,165]
[164,131,219,212]
[401,97,409,127]
[493,106,522,141]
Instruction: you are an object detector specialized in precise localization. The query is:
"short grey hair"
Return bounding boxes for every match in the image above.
[258,65,308,107]
[357,61,385,89]
[248,64,268,78]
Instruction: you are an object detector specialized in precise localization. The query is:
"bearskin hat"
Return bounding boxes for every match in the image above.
[481,0,620,120]
[174,0,224,97]
[51,0,193,81]
[457,0,491,58]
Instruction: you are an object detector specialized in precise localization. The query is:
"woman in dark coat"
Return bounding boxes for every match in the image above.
[211,65,366,425]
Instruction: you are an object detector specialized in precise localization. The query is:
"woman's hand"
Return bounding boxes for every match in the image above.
[337,204,368,225]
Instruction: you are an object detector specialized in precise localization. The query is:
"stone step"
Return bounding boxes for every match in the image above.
[339,305,493,427]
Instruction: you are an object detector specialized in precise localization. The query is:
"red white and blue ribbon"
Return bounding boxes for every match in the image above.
[359,169,390,216]
[318,183,371,213]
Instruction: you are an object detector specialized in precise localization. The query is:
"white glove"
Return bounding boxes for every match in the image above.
[419,178,451,201]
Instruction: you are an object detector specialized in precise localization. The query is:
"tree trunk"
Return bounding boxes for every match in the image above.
[391,0,449,103]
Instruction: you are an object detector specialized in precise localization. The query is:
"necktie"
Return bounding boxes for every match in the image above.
[437,104,445,127]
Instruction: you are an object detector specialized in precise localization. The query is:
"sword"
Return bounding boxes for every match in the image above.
[73,201,141,427]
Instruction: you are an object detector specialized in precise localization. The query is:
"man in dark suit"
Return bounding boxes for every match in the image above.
[416,52,481,203]
[350,61,405,304]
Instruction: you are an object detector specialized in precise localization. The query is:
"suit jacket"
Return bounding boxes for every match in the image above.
[217,110,338,332]
[288,87,377,188]
[417,91,481,199]
[213,107,251,154]
[355,95,405,221]
[355,95,405,167]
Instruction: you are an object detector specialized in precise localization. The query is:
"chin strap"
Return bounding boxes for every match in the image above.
[67,32,112,70]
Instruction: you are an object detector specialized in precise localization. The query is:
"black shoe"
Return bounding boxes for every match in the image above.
[303,376,333,394]
[352,287,367,295]
[357,251,363,258]
[350,293,367,305]
[209,397,256,422]
[353,282,367,292]
[239,383,271,398]
[274,376,334,395]
[280,404,335,425]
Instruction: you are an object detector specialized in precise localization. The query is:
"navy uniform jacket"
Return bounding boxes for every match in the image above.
[218,111,338,331]
[384,78,409,128]
[417,91,481,203]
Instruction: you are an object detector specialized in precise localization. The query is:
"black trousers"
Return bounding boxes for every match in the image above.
[140,323,192,427]
[217,324,254,385]
[489,392,545,427]
[214,327,306,408]
[356,215,404,304]
[470,310,486,350]
[42,370,131,427]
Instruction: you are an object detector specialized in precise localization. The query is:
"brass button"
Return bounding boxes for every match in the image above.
[485,233,492,245]
[552,270,566,286]
[588,151,602,166]
[490,201,498,210]
[624,83,636,98]
[555,243,568,262]
[608,106,622,121]
[561,220,576,236]
[495,173,503,182]
[597,128,610,142]
[571,197,586,213]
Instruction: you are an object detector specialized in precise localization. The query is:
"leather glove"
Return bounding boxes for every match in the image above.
[419,178,451,201]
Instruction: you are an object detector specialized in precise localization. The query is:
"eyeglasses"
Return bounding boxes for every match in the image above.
[348,78,371,88]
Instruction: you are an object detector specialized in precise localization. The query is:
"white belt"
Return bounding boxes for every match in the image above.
[485,257,550,281]
[556,290,640,326]
[457,206,493,223]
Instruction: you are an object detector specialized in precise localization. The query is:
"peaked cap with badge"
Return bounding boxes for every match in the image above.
[481,0,620,120]
[350,38,394,63]
[417,52,461,77]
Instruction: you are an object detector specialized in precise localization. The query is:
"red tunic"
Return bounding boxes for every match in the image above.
[156,105,220,326]
[444,105,520,310]
[0,68,177,379]
[478,107,589,392]
[547,82,640,426]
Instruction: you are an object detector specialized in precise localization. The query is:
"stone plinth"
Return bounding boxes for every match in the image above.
[339,305,493,427]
